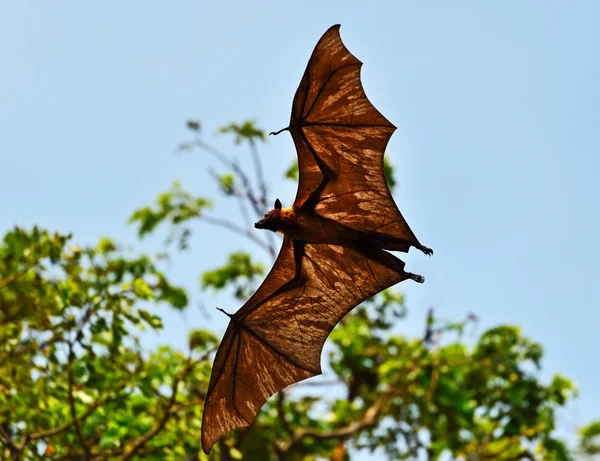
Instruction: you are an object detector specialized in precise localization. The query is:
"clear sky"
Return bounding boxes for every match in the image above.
[2,0,599,447]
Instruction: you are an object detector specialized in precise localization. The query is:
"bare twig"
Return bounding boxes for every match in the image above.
[249,139,268,209]
[201,214,275,258]
[425,332,441,404]
[194,139,265,217]
[207,167,255,231]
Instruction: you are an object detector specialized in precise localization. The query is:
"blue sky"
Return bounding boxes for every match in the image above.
[2,0,599,448]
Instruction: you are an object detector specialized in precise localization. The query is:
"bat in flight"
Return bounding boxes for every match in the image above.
[201,24,432,453]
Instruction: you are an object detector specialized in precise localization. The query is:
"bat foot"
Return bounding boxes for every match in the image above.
[417,244,433,256]
[406,272,425,283]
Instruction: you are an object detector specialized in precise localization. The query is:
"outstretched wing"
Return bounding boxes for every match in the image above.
[289,24,420,249]
[201,237,409,453]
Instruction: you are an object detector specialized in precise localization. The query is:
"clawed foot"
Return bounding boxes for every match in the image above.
[407,272,425,284]
[417,244,433,256]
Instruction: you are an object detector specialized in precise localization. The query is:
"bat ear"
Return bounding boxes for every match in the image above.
[274,199,282,210]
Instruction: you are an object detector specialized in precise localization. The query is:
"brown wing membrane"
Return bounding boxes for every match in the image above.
[290,24,419,249]
[201,237,410,453]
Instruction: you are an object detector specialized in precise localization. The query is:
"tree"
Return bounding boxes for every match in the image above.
[0,119,597,460]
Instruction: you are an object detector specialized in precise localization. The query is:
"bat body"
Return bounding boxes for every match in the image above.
[201,25,432,453]
[256,203,431,258]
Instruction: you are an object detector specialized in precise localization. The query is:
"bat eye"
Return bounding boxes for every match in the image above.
[264,213,269,218]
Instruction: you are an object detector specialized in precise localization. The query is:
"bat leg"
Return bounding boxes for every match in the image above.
[302,175,330,211]
[239,240,306,322]
[355,245,426,284]
[290,240,305,282]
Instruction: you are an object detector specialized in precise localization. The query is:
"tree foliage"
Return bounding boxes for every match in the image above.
[1,119,598,460]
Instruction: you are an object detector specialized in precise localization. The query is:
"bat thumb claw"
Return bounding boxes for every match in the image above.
[216,307,234,318]
[269,126,290,136]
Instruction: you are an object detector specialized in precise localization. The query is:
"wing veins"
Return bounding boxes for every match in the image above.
[317,254,362,301]
[302,62,360,122]
[239,320,320,375]
[305,253,345,300]
[207,325,238,394]
[304,122,393,129]
[231,334,252,425]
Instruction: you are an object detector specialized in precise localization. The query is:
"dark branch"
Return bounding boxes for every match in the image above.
[67,343,91,460]
[120,359,197,460]
[278,393,388,454]
[276,391,294,436]
[29,371,135,441]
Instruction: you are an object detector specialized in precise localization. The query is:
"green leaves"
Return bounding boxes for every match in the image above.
[285,161,299,181]
[383,156,396,191]
[202,252,264,300]
[129,181,212,244]
[186,119,202,132]
[0,226,199,460]
[2,118,595,460]
[188,329,218,352]
[579,420,600,456]
[218,173,236,195]
[218,120,267,145]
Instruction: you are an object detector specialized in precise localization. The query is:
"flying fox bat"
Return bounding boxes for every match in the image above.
[201,24,432,453]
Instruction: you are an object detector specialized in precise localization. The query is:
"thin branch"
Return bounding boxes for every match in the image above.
[232,157,264,218]
[0,423,21,461]
[201,214,275,258]
[119,381,179,460]
[425,332,441,404]
[9,292,105,362]
[5,333,67,362]
[0,258,40,290]
[196,134,279,258]
[279,392,388,454]
[207,167,254,231]
[119,359,197,461]
[249,139,268,209]
[276,391,294,436]
[194,139,264,217]
[237,196,253,230]
[29,377,132,441]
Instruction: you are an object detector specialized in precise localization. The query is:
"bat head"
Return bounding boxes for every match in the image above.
[254,199,283,232]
